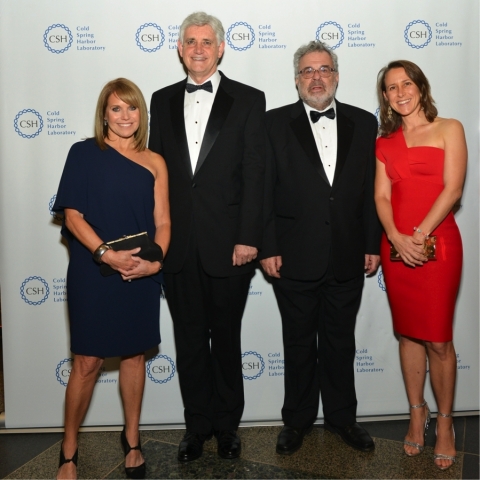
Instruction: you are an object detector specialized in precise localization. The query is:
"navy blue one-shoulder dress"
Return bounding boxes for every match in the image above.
[53,139,161,357]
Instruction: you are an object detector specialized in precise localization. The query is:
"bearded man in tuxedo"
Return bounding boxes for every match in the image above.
[260,40,381,455]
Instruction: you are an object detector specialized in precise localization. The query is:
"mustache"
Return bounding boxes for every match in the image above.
[308,80,326,89]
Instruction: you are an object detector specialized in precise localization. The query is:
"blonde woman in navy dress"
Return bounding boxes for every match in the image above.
[53,78,170,479]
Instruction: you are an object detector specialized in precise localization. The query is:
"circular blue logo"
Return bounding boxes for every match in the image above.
[49,194,62,220]
[56,358,73,386]
[316,21,344,50]
[242,351,265,380]
[43,24,73,53]
[135,23,165,52]
[226,22,255,51]
[377,269,386,292]
[404,20,432,49]
[14,109,44,139]
[146,354,175,384]
[20,276,50,305]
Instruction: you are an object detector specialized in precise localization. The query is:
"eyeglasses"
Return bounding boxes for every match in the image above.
[298,66,336,79]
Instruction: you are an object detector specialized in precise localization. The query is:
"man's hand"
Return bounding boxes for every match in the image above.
[260,256,282,278]
[232,244,258,266]
[364,254,381,275]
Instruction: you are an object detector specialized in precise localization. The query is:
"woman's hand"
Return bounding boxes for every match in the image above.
[390,232,427,267]
[102,247,162,280]
[101,247,141,272]
[118,257,162,281]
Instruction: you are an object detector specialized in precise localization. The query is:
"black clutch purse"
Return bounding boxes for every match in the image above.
[100,232,163,276]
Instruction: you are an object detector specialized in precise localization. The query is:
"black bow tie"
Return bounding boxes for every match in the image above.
[185,81,213,93]
[310,108,335,123]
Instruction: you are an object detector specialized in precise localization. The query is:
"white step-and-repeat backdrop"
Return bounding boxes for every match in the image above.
[0,0,478,428]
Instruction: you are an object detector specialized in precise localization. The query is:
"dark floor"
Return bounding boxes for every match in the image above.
[0,417,478,479]
[0,335,478,479]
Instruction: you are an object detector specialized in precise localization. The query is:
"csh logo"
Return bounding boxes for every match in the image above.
[241,351,265,380]
[374,107,380,123]
[146,354,175,384]
[377,269,386,292]
[226,22,255,51]
[14,109,44,139]
[43,24,73,53]
[20,276,50,305]
[56,358,73,386]
[49,194,62,221]
[404,20,432,49]
[135,23,165,52]
[316,21,344,50]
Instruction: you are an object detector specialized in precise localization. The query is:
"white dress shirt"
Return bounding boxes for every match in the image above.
[304,100,337,185]
[184,70,221,172]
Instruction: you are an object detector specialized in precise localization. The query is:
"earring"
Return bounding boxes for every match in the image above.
[387,105,392,120]
[104,120,108,126]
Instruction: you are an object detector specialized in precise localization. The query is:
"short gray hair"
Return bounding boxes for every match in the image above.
[293,41,339,76]
[179,12,225,44]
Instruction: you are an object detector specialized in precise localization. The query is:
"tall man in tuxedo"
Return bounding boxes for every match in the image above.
[260,41,381,455]
[149,12,265,462]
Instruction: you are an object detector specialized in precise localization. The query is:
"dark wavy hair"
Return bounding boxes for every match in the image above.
[377,60,437,137]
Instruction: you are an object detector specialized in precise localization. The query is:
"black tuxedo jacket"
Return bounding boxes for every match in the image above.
[149,72,266,277]
[262,99,381,281]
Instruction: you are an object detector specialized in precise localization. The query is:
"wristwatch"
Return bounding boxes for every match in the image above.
[93,243,111,264]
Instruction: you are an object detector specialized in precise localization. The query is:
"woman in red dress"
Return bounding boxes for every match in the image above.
[375,60,467,471]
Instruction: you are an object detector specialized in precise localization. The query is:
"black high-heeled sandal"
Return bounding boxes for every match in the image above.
[58,444,78,469]
[121,427,146,479]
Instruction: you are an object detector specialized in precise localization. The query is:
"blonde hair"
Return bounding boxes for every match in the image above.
[94,78,148,151]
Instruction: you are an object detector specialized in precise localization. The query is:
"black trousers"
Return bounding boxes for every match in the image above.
[164,241,252,434]
[273,260,364,429]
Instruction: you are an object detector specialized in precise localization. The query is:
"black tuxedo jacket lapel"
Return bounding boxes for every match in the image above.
[290,101,329,185]
[169,81,193,178]
[332,102,354,187]
[194,80,234,176]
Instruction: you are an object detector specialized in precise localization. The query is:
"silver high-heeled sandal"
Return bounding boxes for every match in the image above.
[433,412,456,471]
[404,400,431,456]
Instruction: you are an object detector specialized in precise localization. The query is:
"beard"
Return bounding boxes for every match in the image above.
[298,79,337,111]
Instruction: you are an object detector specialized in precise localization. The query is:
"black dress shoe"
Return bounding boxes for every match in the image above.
[324,421,375,452]
[276,425,313,455]
[177,430,213,462]
[121,427,146,479]
[215,430,241,459]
